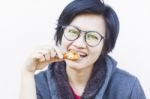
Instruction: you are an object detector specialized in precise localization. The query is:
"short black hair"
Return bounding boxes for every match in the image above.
[54,0,119,55]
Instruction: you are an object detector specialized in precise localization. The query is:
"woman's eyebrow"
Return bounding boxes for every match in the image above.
[70,25,100,33]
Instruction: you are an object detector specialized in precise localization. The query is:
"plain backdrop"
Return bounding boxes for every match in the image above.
[0,0,150,99]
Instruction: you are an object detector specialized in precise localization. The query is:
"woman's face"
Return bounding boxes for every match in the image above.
[60,13,106,70]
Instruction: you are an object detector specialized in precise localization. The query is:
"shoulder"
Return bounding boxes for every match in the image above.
[112,68,137,83]
[34,69,50,93]
[106,68,146,99]
[35,63,54,84]
[109,68,136,95]
[34,65,54,99]
[34,63,64,99]
[35,70,48,85]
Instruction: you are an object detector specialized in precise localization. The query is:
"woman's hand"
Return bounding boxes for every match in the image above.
[23,46,64,73]
[20,46,64,99]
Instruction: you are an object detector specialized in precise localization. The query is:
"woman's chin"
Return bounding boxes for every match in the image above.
[65,60,84,69]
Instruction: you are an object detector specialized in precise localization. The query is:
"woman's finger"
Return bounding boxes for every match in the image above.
[54,46,63,59]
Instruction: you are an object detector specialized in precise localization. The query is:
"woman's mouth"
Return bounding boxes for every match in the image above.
[68,49,88,59]
[77,52,88,59]
[80,54,87,58]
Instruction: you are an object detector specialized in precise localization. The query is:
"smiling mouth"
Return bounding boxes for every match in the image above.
[68,49,88,59]
[80,54,87,58]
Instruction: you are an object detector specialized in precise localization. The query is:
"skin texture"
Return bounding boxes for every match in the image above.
[20,13,106,98]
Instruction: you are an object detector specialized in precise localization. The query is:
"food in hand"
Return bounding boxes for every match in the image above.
[63,50,80,61]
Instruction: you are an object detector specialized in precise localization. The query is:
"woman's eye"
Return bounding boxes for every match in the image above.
[87,34,98,40]
[68,29,79,37]
[68,29,78,34]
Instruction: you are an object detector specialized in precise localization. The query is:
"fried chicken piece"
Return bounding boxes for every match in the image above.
[63,50,80,61]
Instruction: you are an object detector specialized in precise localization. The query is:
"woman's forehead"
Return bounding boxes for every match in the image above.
[70,13,106,35]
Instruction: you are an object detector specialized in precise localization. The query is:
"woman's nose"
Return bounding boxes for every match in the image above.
[72,34,87,49]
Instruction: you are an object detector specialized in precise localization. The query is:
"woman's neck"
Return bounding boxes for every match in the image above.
[66,65,93,95]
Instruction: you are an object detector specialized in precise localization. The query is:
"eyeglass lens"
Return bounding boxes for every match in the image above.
[64,25,103,46]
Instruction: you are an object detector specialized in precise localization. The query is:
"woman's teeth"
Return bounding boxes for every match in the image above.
[80,54,87,57]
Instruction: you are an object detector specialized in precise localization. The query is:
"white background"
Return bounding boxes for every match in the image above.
[0,0,150,98]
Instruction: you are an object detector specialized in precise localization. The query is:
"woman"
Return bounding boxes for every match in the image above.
[20,0,146,99]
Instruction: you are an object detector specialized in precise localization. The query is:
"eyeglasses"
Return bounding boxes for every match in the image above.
[62,25,105,47]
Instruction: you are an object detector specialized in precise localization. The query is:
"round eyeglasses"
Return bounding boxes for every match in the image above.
[62,25,105,47]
